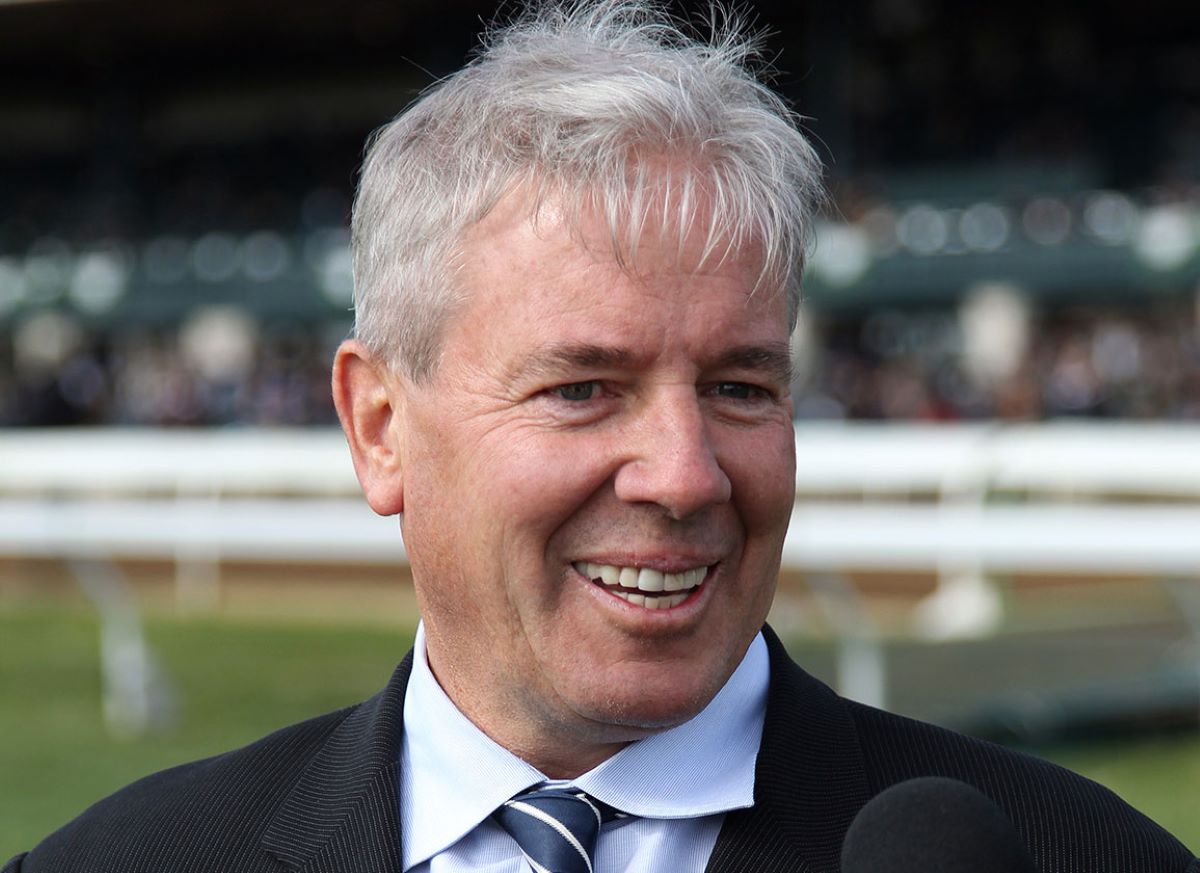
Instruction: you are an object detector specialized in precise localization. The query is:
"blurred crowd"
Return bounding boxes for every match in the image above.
[4,303,1199,427]
[792,304,1200,422]
[0,320,341,428]
[3,1,1198,428]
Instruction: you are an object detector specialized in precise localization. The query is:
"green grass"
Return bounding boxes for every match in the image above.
[2,604,1197,859]
[1036,734,1200,850]
[1,604,412,858]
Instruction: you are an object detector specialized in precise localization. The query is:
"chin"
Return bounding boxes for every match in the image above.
[571,673,722,734]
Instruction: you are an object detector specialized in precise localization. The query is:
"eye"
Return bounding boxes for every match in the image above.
[552,381,598,402]
[713,381,768,401]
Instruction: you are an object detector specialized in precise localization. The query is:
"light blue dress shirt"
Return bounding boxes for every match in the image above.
[400,624,769,872]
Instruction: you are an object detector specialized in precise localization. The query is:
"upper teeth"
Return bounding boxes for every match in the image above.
[575,562,707,600]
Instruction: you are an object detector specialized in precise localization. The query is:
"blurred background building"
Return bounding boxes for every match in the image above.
[2,0,1198,426]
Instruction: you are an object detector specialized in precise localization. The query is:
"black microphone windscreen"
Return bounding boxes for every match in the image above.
[841,777,1038,873]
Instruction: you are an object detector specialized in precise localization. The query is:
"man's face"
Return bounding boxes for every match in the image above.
[395,192,796,774]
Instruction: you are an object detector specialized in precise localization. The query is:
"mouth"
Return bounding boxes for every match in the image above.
[572,561,710,609]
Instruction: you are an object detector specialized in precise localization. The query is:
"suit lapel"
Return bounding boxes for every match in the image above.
[261,654,414,873]
[258,628,869,873]
[705,627,871,873]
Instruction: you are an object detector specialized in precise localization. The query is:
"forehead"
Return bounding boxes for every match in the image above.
[436,192,792,392]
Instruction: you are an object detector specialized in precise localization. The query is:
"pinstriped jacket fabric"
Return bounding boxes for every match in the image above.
[5,627,1197,873]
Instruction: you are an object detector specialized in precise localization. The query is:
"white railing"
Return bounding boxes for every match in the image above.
[6,423,1199,572]
[3,423,1200,714]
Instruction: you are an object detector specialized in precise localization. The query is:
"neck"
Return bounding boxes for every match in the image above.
[421,629,667,779]
[510,738,632,780]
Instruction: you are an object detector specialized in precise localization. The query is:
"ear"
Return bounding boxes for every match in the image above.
[332,340,407,516]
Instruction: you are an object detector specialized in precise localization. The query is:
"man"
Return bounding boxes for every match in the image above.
[6,2,1197,872]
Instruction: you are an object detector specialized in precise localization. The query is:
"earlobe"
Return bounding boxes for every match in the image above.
[332,340,407,516]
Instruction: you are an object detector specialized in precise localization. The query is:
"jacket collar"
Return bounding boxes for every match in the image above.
[705,626,871,873]
[260,627,869,873]
[261,654,413,873]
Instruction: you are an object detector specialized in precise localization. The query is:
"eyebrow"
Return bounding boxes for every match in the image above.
[711,343,795,386]
[516,341,793,385]
[518,343,639,381]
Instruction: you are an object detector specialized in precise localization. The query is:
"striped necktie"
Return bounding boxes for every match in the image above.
[493,786,616,873]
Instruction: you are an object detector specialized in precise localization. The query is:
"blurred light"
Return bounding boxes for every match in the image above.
[178,306,258,383]
[811,221,871,286]
[192,232,240,283]
[1134,205,1197,271]
[941,208,967,255]
[306,228,353,305]
[959,282,1031,386]
[241,230,291,282]
[1083,191,1139,245]
[23,236,73,304]
[0,257,29,315]
[319,243,355,305]
[14,310,82,375]
[69,248,130,314]
[959,202,1010,252]
[896,204,949,256]
[860,206,900,257]
[1021,197,1072,246]
[303,227,349,269]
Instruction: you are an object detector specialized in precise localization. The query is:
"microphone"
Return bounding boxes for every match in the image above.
[841,777,1038,872]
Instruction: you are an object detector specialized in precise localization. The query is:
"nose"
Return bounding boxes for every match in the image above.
[613,388,732,519]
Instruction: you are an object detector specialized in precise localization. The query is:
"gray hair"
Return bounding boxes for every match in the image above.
[351,0,825,380]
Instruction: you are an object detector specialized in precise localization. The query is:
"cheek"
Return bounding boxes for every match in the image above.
[406,428,617,627]
[726,427,796,528]
[486,429,618,523]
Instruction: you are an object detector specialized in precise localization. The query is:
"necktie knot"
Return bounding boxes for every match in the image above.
[493,786,618,873]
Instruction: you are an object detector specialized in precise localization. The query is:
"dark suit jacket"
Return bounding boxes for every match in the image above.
[6,627,1197,872]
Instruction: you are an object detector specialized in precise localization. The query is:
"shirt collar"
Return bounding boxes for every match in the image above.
[573,632,767,819]
[399,624,769,869]
[400,624,545,870]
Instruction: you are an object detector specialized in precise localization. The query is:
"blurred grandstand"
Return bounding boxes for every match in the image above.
[0,0,1198,426]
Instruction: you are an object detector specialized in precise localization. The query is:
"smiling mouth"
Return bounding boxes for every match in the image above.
[573,561,709,609]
